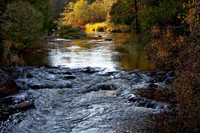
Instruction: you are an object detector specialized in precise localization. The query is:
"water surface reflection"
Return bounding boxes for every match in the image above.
[23,32,155,71]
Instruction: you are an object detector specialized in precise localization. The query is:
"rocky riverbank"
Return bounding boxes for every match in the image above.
[0,66,175,132]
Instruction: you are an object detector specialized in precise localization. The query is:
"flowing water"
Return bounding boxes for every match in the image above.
[0,33,171,132]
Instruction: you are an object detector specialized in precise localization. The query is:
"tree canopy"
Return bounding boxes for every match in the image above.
[0,0,55,50]
[60,0,117,28]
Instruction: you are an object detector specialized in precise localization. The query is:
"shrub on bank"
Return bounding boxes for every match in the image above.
[148,25,200,133]
[58,25,86,39]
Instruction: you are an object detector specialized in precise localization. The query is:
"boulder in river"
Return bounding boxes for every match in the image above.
[0,69,20,97]
[17,102,35,110]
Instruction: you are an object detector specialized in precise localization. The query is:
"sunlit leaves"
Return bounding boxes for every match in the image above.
[60,0,116,28]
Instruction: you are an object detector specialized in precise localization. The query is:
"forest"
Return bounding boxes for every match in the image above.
[0,0,200,132]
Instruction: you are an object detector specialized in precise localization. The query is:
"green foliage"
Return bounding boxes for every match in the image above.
[58,25,86,38]
[140,0,187,32]
[109,0,134,25]
[29,0,56,34]
[1,1,44,49]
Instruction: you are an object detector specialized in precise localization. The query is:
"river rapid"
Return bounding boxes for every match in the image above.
[0,32,171,132]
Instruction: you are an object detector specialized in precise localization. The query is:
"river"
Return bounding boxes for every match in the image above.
[0,32,171,132]
[22,32,155,71]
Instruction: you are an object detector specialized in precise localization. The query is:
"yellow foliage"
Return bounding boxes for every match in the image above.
[60,0,117,28]
[85,23,107,32]
[85,22,130,33]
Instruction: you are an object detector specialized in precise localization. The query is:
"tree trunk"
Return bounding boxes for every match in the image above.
[135,0,139,34]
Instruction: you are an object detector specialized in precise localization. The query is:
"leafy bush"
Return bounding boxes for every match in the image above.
[139,0,186,33]
[147,5,200,132]
[1,1,44,50]
[109,0,134,25]
[58,25,86,38]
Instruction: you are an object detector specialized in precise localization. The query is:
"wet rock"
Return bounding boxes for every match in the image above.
[127,94,168,109]
[152,102,168,109]
[148,83,158,88]
[149,76,166,83]
[104,71,116,76]
[145,101,156,108]
[36,49,43,53]
[128,96,143,102]
[29,81,72,89]
[55,82,72,88]
[156,71,166,76]
[128,74,142,84]
[0,69,20,97]
[138,100,150,107]
[17,102,35,110]
[124,69,139,75]
[63,75,76,79]
[166,71,175,77]
[29,82,49,89]
[105,39,112,41]
[65,72,72,75]
[96,84,116,91]
[164,77,176,84]
[84,83,117,93]
[47,68,71,75]
[26,73,34,78]
[82,67,98,74]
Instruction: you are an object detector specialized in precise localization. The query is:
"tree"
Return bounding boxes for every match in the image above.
[109,0,134,25]
[61,0,90,27]
[60,0,116,28]
[1,1,44,49]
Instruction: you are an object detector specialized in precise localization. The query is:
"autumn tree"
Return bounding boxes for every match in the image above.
[60,0,116,28]
[147,1,200,131]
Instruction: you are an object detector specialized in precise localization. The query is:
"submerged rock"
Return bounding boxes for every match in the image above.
[128,93,168,109]
[166,71,176,77]
[63,75,76,79]
[81,67,100,74]
[148,83,158,88]
[17,102,35,110]
[164,77,176,84]
[0,69,20,97]
[105,39,113,41]
[26,73,34,78]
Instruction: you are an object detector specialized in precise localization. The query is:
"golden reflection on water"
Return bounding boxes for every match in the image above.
[22,32,155,71]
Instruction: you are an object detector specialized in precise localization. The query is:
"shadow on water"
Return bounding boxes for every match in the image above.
[22,32,155,71]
